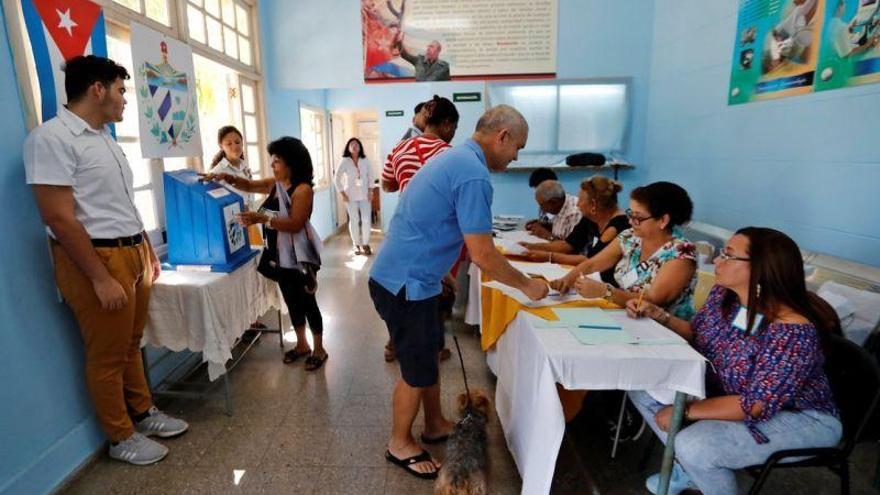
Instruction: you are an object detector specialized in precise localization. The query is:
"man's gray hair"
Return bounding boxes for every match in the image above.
[535,180,565,202]
[475,105,528,136]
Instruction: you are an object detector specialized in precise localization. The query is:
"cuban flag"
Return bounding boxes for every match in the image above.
[21,0,107,122]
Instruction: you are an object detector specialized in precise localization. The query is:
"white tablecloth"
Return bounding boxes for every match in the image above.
[143,258,283,381]
[492,313,706,494]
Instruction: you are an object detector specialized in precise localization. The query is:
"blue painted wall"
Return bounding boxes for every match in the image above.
[259,0,335,238]
[644,1,880,266]
[316,0,658,222]
[0,5,105,494]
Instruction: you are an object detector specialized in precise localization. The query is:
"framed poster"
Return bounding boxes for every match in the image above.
[729,0,826,104]
[130,22,202,158]
[362,0,557,83]
[815,0,880,91]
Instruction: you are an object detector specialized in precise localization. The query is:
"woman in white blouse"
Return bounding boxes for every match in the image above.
[334,138,375,255]
[208,126,254,209]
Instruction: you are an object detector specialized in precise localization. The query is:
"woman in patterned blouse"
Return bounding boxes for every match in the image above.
[627,227,842,495]
[552,182,698,320]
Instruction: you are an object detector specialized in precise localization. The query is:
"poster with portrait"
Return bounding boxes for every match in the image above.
[729,0,826,104]
[814,0,880,91]
[362,0,557,83]
[130,22,202,158]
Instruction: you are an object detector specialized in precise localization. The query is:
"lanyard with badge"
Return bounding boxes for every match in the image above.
[732,305,765,336]
[354,160,363,189]
[620,260,649,289]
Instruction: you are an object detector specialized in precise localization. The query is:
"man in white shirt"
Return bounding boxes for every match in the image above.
[527,180,582,240]
[24,55,188,466]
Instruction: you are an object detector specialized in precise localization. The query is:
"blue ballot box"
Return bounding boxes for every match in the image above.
[163,170,258,272]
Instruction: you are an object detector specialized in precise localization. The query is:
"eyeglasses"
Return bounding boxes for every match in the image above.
[718,251,751,262]
[625,208,654,225]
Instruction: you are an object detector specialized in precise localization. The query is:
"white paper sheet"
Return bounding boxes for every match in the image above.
[509,261,571,281]
[481,280,597,308]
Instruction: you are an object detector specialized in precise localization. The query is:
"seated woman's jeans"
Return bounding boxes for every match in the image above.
[628,390,842,495]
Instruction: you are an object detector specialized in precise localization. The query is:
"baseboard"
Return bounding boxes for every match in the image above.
[1,418,103,495]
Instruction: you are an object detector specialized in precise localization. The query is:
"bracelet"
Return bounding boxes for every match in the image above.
[659,311,671,325]
[684,404,692,421]
[602,283,614,301]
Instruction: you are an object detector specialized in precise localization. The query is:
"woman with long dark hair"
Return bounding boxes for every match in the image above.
[627,227,842,495]
[210,137,328,371]
[334,137,374,255]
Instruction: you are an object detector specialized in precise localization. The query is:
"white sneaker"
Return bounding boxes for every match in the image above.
[135,406,189,438]
[108,432,168,465]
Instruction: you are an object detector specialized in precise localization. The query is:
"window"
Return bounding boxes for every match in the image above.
[109,0,171,26]
[300,106,330,188]
[487,80,630,157]
[193,54,264,176]
[184,0,254,67]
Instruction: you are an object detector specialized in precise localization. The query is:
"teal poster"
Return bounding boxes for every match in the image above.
[815,0,880,91]
[729,0,825,105]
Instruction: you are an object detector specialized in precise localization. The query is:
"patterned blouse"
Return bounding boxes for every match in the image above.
[613,228,697,320]
[692,286,839,443]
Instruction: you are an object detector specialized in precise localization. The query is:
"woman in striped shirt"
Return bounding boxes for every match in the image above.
[382,95,460,193]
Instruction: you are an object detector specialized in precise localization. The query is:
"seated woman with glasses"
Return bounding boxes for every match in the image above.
[625,227,842,495]
[516,175,630,285]
[551,181,698,321]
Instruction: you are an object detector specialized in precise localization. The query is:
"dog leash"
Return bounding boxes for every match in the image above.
[452,336,474,413]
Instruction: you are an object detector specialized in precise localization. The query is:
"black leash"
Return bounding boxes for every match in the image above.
[452,336,473,411]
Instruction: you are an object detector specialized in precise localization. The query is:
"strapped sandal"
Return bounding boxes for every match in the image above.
[384,450,439,480]
[283,348,310,364]
[304,352,328,371]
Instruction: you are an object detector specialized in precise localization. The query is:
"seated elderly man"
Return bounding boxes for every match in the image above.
[525,180,581,240]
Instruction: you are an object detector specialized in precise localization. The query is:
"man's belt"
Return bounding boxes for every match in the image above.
[91,233,144,248]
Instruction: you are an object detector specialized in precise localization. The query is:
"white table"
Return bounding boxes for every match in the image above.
[466,264,707,495]
[143,257,284,381]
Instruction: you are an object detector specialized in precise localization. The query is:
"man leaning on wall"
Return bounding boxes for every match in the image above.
[24,55,188,466]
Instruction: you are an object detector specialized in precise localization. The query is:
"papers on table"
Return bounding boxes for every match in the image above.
[495,230,544,244]
[496,239,527,255]
[529,309,687,346]
[509,261,571,281]
[482,280,594,308]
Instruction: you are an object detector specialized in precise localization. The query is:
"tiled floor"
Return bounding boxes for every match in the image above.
[59,233,879,494]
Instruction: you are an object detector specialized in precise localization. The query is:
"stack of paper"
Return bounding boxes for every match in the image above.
[481,281,592,308]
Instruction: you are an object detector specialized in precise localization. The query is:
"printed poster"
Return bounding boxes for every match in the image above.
[815,0,880,91]
[729,0,826,104]
[130,22,202,158]
[222,202,246,253]
[362,0,557,82]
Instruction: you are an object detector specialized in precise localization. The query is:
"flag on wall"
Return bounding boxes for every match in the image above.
[20,0,108,122]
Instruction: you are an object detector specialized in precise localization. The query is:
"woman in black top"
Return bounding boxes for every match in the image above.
[208,137,328,371]
[518,175,629,284]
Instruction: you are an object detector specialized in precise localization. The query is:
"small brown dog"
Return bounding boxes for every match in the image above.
[434,389,492,495]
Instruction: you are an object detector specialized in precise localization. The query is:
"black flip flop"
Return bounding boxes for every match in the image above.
[304,352,328,371]
[420,433,450,445]
[384,450,439,480]
[283,349,310,364]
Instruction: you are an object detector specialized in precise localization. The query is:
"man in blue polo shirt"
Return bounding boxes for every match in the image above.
[369,105,549,479]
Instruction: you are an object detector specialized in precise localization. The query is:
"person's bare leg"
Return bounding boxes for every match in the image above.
[293,325,311,353]
[557,384,588,422]
[421,378,453,439]
[388,379,440,474]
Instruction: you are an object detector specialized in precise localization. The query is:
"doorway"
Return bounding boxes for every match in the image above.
[330,110,382,230]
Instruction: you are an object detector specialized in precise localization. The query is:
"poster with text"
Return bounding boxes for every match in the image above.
[130,22,202,158]
[362,0,557,83]
[729,0,826,104]
[815,0,880,91]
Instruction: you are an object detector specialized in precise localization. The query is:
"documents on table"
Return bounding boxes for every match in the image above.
[508,261,571,281]
[495,230,545,244]
[481,281,594,308]
[529,308,687,345]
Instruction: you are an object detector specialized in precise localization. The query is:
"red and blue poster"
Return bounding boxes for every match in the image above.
[20,0,108,122]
